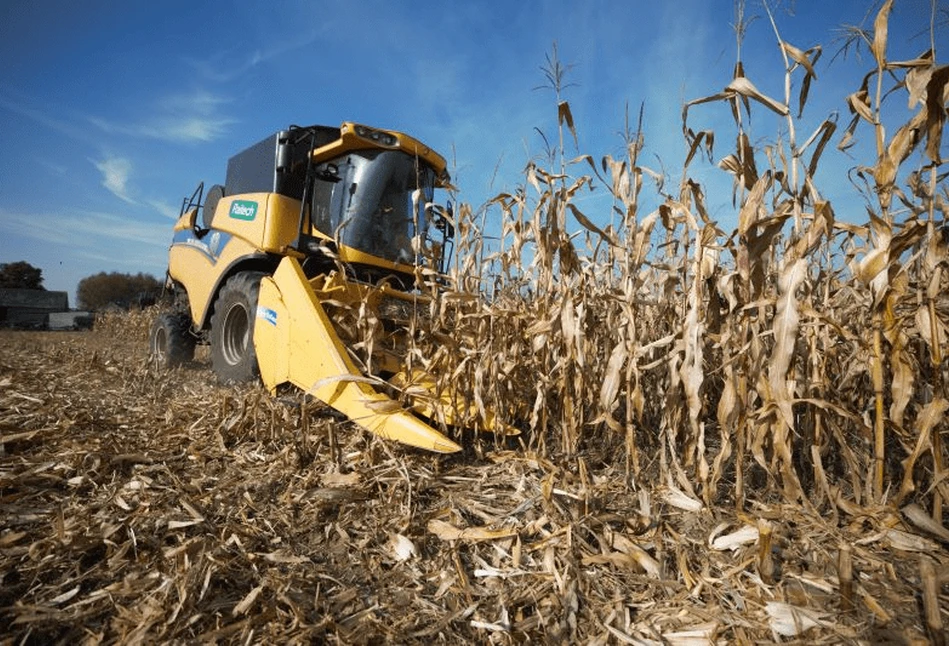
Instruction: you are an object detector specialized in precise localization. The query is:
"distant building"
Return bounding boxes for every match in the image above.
[0,289,69,328]
[48,311,94,330]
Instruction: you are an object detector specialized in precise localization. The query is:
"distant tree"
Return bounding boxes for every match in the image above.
[77,272,163,311]
[0,261,45,290]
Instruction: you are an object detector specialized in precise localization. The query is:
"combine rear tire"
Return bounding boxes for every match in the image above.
[150,312,196,367]
[210,271,265,383]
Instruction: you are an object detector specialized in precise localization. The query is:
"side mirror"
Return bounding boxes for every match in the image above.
[315,163,340,183]
[174,207,198,233]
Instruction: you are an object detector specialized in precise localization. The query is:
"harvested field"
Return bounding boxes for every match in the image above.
[0,313,945,643]
[4,5,949,644]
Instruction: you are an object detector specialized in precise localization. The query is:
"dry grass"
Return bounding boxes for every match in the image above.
[3,4,949,643]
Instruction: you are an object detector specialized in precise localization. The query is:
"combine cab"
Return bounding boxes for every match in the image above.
[151,123,506,452]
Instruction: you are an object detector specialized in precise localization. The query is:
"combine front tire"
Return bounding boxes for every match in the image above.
[210,271,264,383]
[150,312,196,367]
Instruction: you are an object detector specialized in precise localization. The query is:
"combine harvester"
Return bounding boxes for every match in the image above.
[151,123,508,453]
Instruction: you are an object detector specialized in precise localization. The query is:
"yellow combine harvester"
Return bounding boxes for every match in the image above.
[151,123,504,453]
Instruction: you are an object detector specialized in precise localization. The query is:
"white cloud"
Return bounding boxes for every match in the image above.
[0,206,169,249]
[157,116,232,142]
[0,91,98,146]
[160,88,228,116]
[90,89,236,143]
[187,30,321,83]
[90,115,236,143]
[147,199,180,220]
[93,156,136,204]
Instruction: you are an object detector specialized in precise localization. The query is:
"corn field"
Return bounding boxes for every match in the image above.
[2,2,948,643]
[415,0,949,516]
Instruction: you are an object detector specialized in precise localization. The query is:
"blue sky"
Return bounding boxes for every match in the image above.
[0,0,940,305]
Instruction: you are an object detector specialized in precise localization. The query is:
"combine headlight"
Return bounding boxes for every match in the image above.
[354,124,397,147]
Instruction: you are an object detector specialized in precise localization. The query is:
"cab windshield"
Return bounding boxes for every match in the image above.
[311,150,436,265]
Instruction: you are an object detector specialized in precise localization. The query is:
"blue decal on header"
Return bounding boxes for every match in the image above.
[257,306,278,326]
